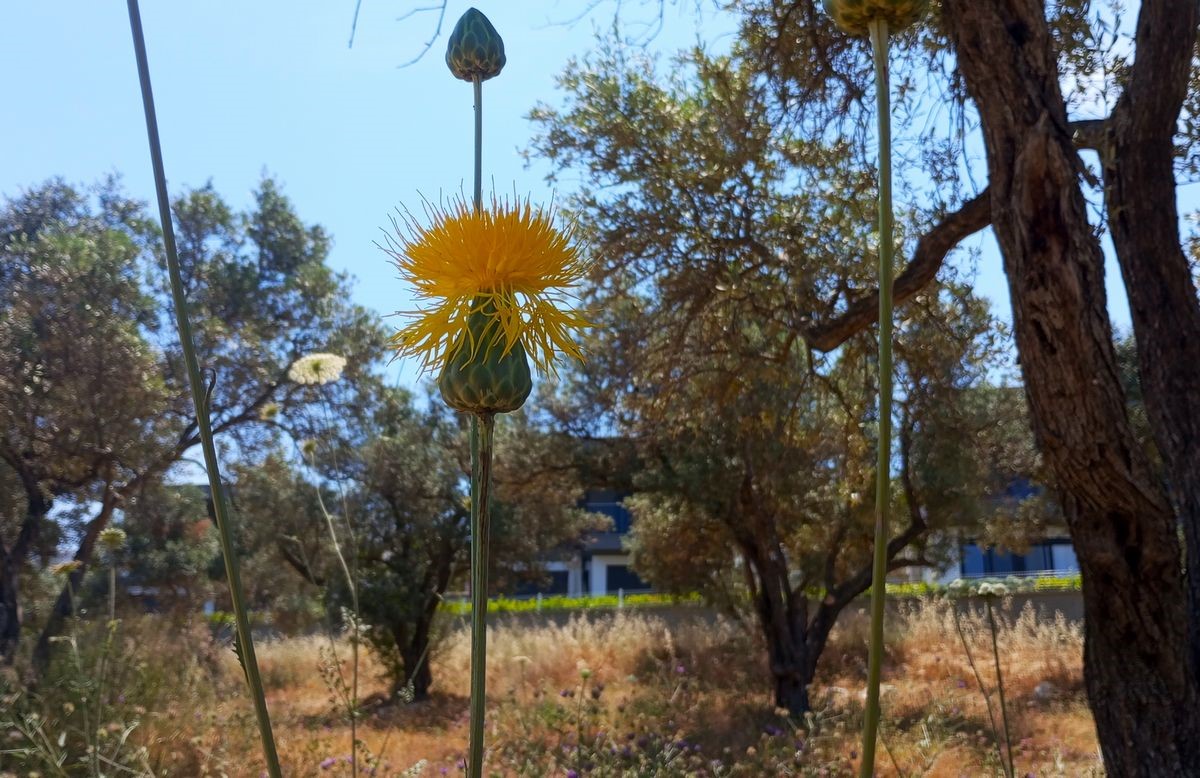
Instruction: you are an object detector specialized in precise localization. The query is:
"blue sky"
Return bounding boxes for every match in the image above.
[2,1,1190,388]
[0,1,737,384]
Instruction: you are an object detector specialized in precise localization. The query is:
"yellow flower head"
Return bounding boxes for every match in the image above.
[383,195,591,375]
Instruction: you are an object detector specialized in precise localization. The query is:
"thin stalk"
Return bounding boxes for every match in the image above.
[465,69,489,778]
[952,602,1006,772]
[880,727,907,778]
[859,18,894,778]
[327,400,362,778]
[467,413,495,777]
[307,436,360,778]
[986,599,1016,778]
[108,564,116,623]
[473,76,483,213]
[124,2,281,774]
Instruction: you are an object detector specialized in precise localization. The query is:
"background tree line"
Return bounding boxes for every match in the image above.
[0,178,596,701]
[525,0,1200,774]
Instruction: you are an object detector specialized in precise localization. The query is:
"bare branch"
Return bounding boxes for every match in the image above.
[396,2,449,69]
[348,0,365,48]
[803,188,992,352]
[1071,118,1108,155]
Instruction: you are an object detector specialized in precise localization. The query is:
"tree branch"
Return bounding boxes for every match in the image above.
[803,188,991,352]
[801,115,1113,353]
[1071,119,1108,156]
[826,516,928,612]
[277,537,326,587]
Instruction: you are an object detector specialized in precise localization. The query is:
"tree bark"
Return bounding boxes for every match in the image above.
[941,1,1200,773]
[400,638,434,702]
[743,535,812,715]
[737,502,926,716]
[0,477,50,663]
[1102,0,1200,676]
[0,552,20,664]
[31,497,118,673]
[392,603,436,702]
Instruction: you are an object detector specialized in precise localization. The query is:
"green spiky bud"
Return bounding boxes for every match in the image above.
[438,299,532,415]
[822,0,927,35]
[445,8,506,82]
[98,527,127,552]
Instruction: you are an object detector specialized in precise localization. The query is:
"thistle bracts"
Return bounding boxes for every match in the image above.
[446,8,506,82]
[822,0,927,34]
[438,298,533,414]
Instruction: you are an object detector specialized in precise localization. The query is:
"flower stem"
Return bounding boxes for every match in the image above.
[953,601,1006,771]
[468,413,495,777]
[986,598,1016,778]
[473,76,483,214]
[306,415,360,778]
[108,564,116,623]
[124,2,281,775]
[859,17,893,778]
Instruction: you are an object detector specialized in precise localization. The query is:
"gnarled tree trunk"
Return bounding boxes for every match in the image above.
[941,1,1200,773]
[31,496,118,674]
[734,480,926,716]
[0,551,20,663]
[1102,0,1200,676]
[0,478,50,664]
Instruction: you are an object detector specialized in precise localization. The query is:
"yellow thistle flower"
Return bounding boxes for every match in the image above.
[383,195,591,377]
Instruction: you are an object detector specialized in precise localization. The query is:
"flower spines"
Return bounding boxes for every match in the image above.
[384,196,591,380]
[822,0,927,34]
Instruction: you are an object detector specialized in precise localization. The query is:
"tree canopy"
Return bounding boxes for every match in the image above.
[529,37,1044,714]
[0,177,383,666]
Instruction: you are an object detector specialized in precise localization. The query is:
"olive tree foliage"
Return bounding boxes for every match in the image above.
[116,483,220,617]
[542,0,1200,772]
[0,177,383,668]
[230,382,603,700]
[527,41,1038,714]
[736,2,1200,773]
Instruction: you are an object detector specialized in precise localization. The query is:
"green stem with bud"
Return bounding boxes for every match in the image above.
[125,2,281,775]
[473,76,483,214]
[468,413,495,777]
[860,17,894,778]
[465,72,491,778]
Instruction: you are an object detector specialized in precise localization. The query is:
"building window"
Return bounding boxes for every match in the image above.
[605,564,650,593]
[511,570,570,597]
[959,540,1078,577]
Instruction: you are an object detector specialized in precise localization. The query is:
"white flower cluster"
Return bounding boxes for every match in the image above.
[977,582,1010,598]
[946,577,1016,598]
[401,760,428,777]
[288,353,347,385]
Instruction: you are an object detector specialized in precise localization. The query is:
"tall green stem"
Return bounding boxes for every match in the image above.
[860,18,893,778]
[108,564,116,623]
[124,2,281,775]
[473,76,483,213]
[306,412,360,778]
[468,413,495,777]
[464,70,490,778]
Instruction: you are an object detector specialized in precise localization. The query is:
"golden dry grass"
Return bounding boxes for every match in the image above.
[44,599,1098,776]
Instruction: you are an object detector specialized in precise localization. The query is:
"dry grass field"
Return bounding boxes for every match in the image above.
[2,599,1099,777]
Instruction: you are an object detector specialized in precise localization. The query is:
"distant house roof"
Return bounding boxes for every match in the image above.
[578,488,634,556]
